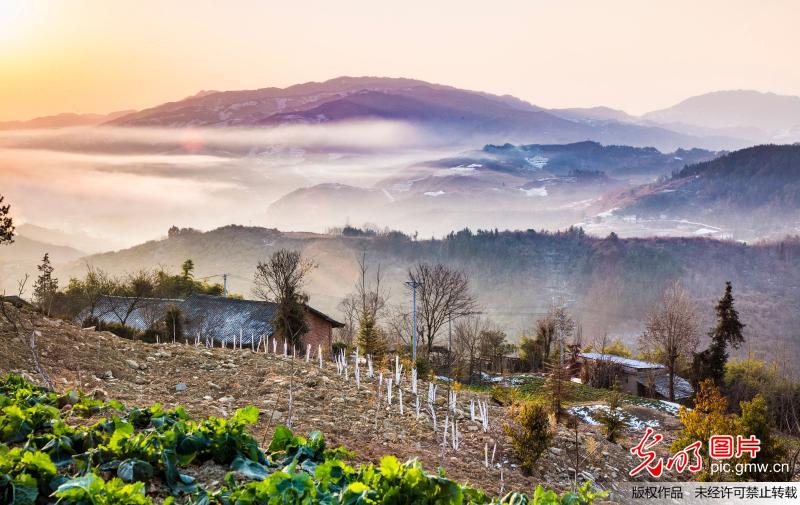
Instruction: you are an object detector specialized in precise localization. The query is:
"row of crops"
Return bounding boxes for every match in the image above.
[0,374,605,504]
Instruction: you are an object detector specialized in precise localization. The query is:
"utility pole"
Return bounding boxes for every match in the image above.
[448,312,453,372]
[405,280,421,363]
[223,273,228,297]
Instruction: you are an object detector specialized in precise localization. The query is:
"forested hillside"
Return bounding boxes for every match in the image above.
[612,144,800,238]
[53,226,800,368]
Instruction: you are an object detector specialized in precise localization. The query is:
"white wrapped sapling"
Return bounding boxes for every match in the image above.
[442,415,449,449]
[394,355,402,385]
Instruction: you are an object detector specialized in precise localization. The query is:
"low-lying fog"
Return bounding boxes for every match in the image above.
[0,121,754,255]
[0,122,464,250]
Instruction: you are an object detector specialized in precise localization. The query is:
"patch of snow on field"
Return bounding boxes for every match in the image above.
[568,405,661,430]
[525,156,548,169]
[424,190,445,197]
[436,165,479,176]
[519,187,548,197]
[657,400,682,416]
[694,227,719,235]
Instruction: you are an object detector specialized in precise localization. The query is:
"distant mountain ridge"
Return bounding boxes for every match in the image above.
[642,90,800,141]
[106,76,743,151]
[0,110,135,130]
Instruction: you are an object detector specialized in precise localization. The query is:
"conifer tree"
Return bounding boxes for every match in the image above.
[0,195,14,245]
[693,282,745,387]
[357,311,385,358]
[33,253,58,316]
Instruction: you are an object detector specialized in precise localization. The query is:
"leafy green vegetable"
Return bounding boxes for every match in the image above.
[0,373,607,505]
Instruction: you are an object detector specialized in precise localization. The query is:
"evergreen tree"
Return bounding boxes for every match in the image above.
[357,311,385,359]
[33,253,58,316]
[693,282,745,387]
[181,259,195,279]
[0,195,13,245]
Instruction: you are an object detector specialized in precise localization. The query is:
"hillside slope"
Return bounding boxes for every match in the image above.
[0,310,658,496]
[611,144,800,238]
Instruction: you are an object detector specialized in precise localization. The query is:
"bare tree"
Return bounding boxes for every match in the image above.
[338,252,388,350]
[253,249,316,348]
[639,281,700,401]
[454,316,488,383]
[407,263,479,355]
[69,266,115,324]
[534,315,557,362]
[384,304,413,352]
[355,252,386,320]
[550,300,575,363]
[109,270,156,327]
[337,295,358,346]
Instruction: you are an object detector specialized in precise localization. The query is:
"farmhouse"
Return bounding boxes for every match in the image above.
[79,293,343,353]
[576,352,693,401]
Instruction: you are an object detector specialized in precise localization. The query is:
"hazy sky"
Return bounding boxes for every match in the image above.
[1,0,798,121]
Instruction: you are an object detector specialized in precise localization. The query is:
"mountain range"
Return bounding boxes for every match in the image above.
[0,110,134,130]
[4,77,800,151]
[97,77,755,151]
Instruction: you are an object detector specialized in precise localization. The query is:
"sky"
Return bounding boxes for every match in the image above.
[0,0,798,121]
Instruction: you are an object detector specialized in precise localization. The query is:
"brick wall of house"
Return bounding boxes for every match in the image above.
[301,311,333,357]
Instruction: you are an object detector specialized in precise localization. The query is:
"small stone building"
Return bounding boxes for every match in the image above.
[576,352,692,402]
[80,293,343,354]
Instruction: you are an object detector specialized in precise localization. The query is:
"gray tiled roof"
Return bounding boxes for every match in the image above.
[81,293,337,347]
[578,352,665,370]
[180,293,276,345]
[81,295,183,331]
[650,374,693,401]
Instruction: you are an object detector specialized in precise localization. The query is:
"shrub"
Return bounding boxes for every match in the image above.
[738,395,786,481]
[331,341,348,357]
[725,358,800,436]
[597,390,626,442]
[602,338,632,358]
[673,379,740,481]
[503,400,552,474]
[94,321,140,340]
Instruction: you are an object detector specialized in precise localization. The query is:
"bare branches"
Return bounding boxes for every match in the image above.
[253,249,315,304]
[253,249,316,347]
[639,280,699,401]
[407,263,479,355]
